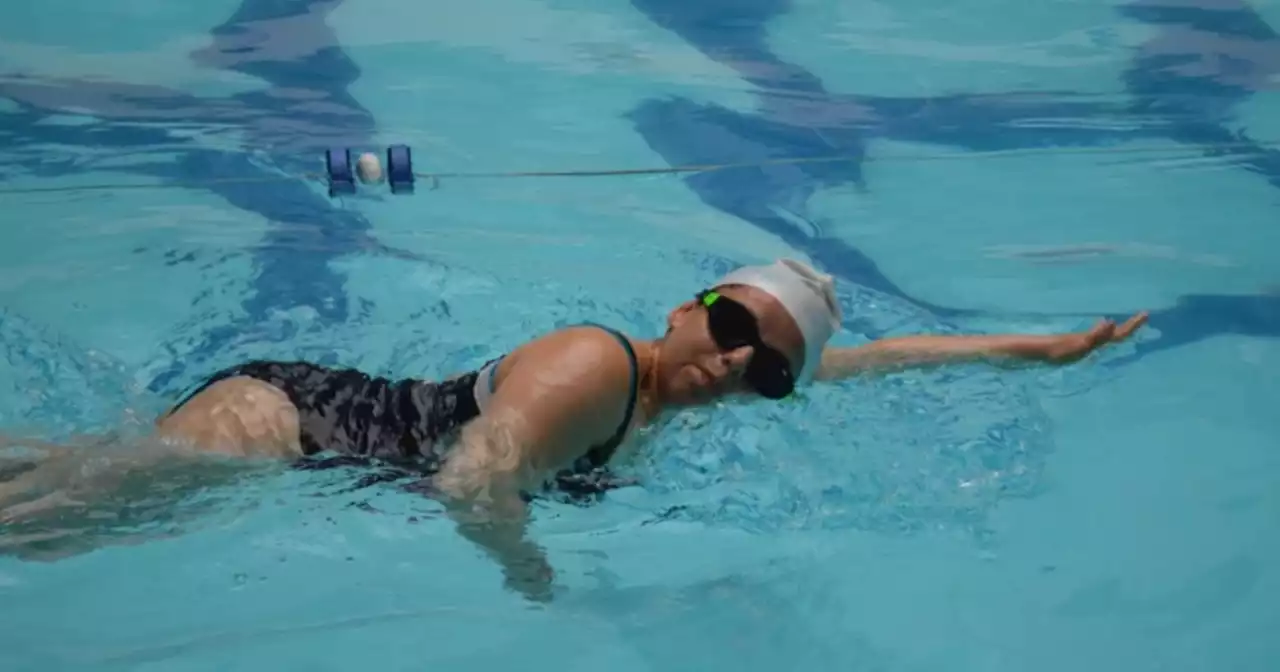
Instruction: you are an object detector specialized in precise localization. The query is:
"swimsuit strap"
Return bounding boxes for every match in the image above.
[580,323,640,469]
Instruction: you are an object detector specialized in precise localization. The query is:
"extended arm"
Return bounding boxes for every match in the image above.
[815,312,1148,381]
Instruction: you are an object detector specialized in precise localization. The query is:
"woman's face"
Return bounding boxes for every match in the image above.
[657,284,806,406]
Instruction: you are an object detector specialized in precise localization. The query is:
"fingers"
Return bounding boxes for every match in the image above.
[1053,311,1149,364]
[1114,311,1149,339]
[1089,312,1148,342]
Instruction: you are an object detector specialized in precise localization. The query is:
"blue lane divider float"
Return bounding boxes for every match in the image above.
[325,148,357,197]
[324,145,414,197]
[387,144,415,195]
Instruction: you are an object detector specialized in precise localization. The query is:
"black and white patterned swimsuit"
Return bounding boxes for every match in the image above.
[165,324,640,500]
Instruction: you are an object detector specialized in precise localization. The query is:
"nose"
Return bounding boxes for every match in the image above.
[726,345,753,371]
[707,345,753,382]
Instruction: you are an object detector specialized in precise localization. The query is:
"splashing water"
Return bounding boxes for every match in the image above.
[0,308,152,440]
[630,278,1054,541]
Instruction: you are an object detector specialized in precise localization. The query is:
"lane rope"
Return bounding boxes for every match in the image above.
[0,138,1276,197]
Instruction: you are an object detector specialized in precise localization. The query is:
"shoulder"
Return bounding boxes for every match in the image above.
[486,325,639,430]
[483,325,640,467]
[500,325,636,391]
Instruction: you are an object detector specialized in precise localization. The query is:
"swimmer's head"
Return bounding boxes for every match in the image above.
[656,258,841,405]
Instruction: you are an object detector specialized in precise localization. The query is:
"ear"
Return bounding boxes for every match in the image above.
[667,299,698,330]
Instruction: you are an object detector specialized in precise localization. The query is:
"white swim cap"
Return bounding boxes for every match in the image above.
[714,258,842,383]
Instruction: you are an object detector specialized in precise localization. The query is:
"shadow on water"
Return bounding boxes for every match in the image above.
[560,563,895,672]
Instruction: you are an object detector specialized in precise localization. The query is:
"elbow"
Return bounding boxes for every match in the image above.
[437,419,530,502]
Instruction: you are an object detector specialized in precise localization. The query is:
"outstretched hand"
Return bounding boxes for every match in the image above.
[1045,312,1149,363]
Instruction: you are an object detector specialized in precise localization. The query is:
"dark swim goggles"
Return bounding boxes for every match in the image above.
[697,290,795,400]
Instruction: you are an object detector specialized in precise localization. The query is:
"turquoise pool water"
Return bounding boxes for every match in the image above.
[2,0,1279,669]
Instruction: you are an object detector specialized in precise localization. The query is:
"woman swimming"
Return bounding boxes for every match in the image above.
[0,258,1148,600]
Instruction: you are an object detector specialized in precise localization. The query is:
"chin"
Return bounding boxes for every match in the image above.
[674,385,717,407]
